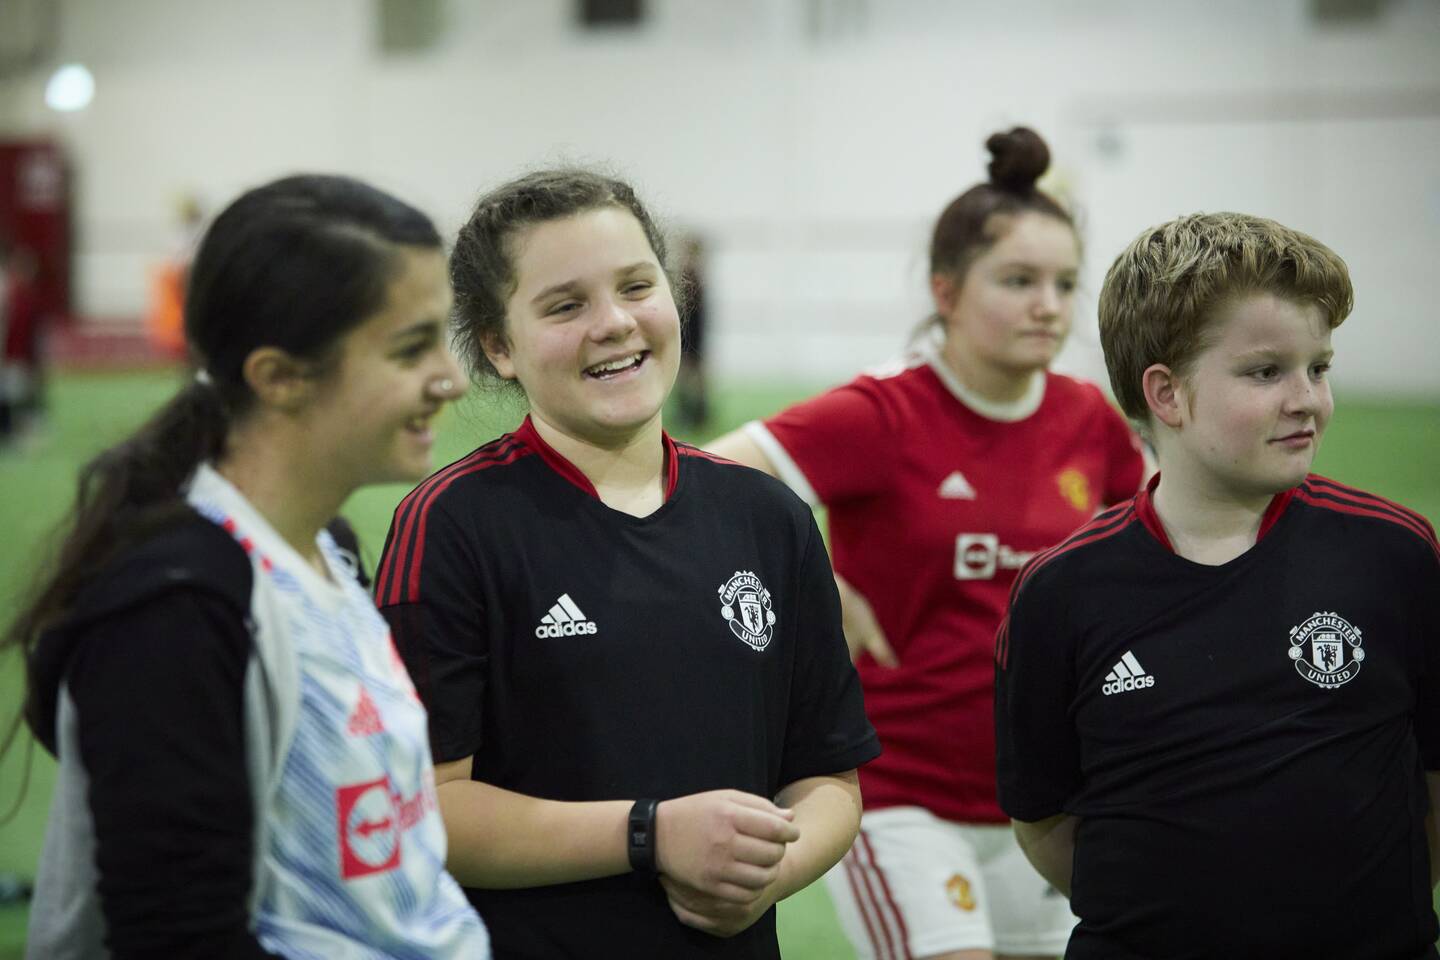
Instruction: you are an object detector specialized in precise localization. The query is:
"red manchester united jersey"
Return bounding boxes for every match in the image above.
[751,341,1143,822]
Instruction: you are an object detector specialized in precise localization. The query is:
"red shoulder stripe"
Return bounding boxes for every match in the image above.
[376,436,523,605]
[1010,502,1137,604]
[1303,476,1436,542]
[1294,486,1439,565]
[997,503,1137,670]
[391,443,532,606]
[674,443,741,466]
[376,436,529,607]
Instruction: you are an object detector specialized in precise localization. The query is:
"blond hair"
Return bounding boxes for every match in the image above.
[1098,212,1353,422]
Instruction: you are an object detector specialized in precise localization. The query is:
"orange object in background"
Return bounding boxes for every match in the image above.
[147,260,187,358]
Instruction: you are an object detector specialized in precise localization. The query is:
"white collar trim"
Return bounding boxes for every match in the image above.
[911,327,1046,423]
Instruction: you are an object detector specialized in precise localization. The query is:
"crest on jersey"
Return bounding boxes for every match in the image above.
[1287,611,1364,689]
[1056,467,1093,513]
[718,571,776,651]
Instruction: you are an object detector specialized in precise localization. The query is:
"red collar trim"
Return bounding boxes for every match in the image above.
[1135,472,1296,554]
[514,415,678,502]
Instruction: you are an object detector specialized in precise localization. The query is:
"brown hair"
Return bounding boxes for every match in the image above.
[1098,211,1354,422]
[449,167,682,388]
[928,127,1076,282]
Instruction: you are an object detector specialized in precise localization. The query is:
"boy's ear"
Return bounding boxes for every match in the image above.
[1142,363,1185,430]
[929,273,958,318]
[241,347,318,413]
[480,332,517,381]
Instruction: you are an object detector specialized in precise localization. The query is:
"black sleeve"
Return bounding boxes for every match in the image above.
[66,589,279,960]
[378,499,488,763]
[994,566,1083,822]
[1410,535,1440,771]
[778,514,881,787]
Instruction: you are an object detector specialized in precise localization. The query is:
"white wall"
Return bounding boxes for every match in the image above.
[1,0,1437,394]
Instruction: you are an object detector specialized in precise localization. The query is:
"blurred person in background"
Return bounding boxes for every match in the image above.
[707,128,1145,960]
[10,174,489,958]
[673,231,711,431]
[375,167,879,958]
[0,239,45,448]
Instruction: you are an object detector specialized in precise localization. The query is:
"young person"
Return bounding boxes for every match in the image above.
[374,168,880,958]
[995,211,1440,959]
[14,175,489,958]
[707,128,1144,960]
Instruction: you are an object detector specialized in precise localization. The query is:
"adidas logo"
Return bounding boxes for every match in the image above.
[939,471,977,500]
[534,593,599,638]
[1102,651,1154,696]
[346,686,385,737]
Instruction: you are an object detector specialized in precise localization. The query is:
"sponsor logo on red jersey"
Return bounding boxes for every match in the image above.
[954,534,1035,580]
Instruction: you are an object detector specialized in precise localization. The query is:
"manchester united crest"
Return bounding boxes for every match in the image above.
[1287,611,1364,689]
[718,571,776,652]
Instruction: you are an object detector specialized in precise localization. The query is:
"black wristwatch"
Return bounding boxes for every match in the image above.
[628,798,659,873]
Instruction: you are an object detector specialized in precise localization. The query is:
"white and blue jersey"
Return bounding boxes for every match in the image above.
[187,464,488,959]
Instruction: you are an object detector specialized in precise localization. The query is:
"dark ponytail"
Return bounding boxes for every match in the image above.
[2,174,440,785]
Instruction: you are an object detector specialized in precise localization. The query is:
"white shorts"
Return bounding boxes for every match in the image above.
[823,806,1076,959]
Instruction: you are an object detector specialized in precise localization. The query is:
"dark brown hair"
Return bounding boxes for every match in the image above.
[928,127,1076,283]
[449,167,682,388]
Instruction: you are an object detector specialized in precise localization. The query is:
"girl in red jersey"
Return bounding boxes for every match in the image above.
[374,168,879,958]
[707,128,1145,960]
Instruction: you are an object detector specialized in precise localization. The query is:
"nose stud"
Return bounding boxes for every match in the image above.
[436,378,454,393]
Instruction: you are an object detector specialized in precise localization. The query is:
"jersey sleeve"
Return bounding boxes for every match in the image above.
[65,590,280,960]
[750,378,899,506]
[778,514,881,787]
[377,496,489,763]
[994,565,1083,822]
[1410,530,1440,771]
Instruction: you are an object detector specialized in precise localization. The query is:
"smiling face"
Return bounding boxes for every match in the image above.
[485,206,680,447]
[1167,292,1334,501]
[300,246,466,489]
[936,211,1080,390]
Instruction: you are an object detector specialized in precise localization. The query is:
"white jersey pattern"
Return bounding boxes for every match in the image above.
[188,465,488,959]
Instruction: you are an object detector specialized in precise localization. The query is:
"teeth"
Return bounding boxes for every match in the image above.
[588,353,641,375]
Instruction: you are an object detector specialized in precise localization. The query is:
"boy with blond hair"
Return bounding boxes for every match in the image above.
[994,212,1440,958]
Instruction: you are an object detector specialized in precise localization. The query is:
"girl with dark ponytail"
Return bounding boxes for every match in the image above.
[708,129,1146,960]
[14,174,489,958]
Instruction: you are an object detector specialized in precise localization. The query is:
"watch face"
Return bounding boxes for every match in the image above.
[628,799,658,871]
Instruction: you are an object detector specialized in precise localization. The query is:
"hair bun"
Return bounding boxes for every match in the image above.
[985,127,1050,193]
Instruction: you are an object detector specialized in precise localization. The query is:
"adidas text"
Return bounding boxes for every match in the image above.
[535,620,598,638]
[1102,674,1154,696]
[534,593,598,638]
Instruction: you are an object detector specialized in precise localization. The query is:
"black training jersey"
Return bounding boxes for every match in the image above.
[995,473,1440,960]
[377,417,880,959]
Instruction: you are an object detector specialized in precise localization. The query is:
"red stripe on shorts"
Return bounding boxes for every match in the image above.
[856,828,913,960]
[842,848,892,960]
